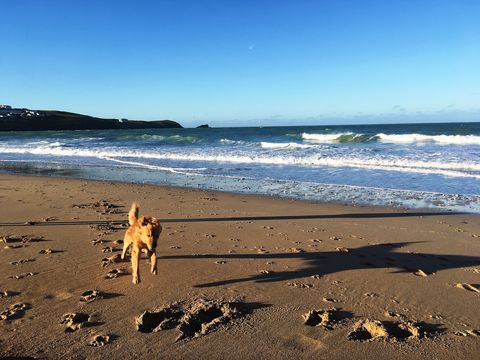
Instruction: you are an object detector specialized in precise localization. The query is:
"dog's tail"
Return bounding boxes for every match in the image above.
[128,202,139,225]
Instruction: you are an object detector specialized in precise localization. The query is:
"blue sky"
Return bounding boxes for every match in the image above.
[1,0,479,127]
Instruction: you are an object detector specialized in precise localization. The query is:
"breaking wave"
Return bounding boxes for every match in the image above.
[0,143,479,179]
[377,133,480,144]
[120,134,202,143]
[260,142,312,149]
[302,132,480,144]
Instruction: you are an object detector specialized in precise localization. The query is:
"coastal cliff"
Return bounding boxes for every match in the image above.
[0,107,182,131]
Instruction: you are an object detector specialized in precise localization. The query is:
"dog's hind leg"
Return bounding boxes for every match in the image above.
[131,246,141,284]
[148,250,157,275]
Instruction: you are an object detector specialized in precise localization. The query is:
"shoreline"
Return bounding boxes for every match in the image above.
[1,173,479,359]
[0,171,412,214]
[1,165,478,216]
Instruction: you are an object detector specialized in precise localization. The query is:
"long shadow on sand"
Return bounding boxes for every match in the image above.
[160,242,480,288]
[0,211,466,227]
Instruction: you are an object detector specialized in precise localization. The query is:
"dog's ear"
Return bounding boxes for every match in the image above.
[141,216,149,226]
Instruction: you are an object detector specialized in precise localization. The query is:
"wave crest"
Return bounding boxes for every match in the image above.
[1,144,479,179]
[122,134,201,143]
[377,133,480,144]
[260,142,312,149]
[301,132,480,144]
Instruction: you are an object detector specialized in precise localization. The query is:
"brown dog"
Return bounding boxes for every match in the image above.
[121,203,162,284]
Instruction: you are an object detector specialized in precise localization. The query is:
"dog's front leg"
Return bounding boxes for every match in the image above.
[121,234,132,260]
[131,246,141,284]
[148,250,157,275]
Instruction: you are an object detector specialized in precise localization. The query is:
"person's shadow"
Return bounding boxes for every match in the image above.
[161,242,480,288]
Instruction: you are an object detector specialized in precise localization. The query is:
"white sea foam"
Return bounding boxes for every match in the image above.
[220,138,247,145]
[301,132,480,144]
[1,143,479,179]
[302,133,351,142]
[121,134,201,143]
[377,133,480,144]
[101,157,207,175]
[260,142,312,149]
[26,141,65,147]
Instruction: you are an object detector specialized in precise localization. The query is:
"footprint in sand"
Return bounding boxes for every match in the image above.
[1,234,44,244]
[1,235,23,244]
[1,303,31,320]
[61,312,93,332]
[413,269,432,277]
[22,235,44,243]
[0,290,20,298]
[105,268,128,279]
[303,308,349,329]
[287,282,313,289]
[8,272,37,280]
[136,298,245,341]
[101,254,122,267]
[90,224,117,234]
[80,290,103,303]
[347,319,432,342]
[322,297,337,303]
[454,283,480,293]
[454,330,480,337]
[113,239,124,245]
[9,259,35,266]
[38,249,54,254]
[200,197,219,202]
[384,310,406,319]
[288,247,305,253]
[101,246,114,253]
[92,239,107,246]
[335,247,349,252]
[259,270,273,275]
[89,334,112,347]
[348,319,389,341]
[4,244,27,249]
[215,261,226,265]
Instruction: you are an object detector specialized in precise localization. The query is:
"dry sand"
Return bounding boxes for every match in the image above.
[0,174,479,359]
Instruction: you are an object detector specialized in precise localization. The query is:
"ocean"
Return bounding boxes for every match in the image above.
[1,122,479,213]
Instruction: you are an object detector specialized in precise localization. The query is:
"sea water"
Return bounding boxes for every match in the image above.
[0,122,479,213]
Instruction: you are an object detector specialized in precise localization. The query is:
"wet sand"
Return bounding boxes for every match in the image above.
[0,174,479,359]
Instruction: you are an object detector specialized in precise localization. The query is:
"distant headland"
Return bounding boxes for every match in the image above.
[0,105,183,131]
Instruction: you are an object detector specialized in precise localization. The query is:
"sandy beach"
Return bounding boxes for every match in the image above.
[0,173,479,359]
